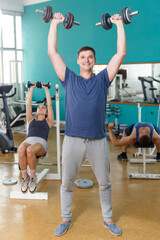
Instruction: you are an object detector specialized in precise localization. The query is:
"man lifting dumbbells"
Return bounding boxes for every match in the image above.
[18,83,54,193]
[108,122,160,162]
[48,10,126,237]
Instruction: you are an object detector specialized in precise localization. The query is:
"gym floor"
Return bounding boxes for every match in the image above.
[0,127,160,240]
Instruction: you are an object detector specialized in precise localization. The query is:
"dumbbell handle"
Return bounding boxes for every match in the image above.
[36,9,80,26]
[96,10,139,26]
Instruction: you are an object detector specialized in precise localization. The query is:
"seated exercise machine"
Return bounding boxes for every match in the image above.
[0,85,17,153]
[129,103,160,179]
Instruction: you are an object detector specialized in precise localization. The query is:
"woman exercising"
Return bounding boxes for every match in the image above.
[18,83,54,193]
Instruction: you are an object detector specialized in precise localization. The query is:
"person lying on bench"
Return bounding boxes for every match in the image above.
[108,122,160,162]
[18,83,54,193]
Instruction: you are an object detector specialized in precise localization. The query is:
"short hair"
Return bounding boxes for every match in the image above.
[139,135,151,147]
[77,46,96,57]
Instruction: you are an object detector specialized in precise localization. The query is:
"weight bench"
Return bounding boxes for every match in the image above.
[130,142,157,164]
[129,143,160,179]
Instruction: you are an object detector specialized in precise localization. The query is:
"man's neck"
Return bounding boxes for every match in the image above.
[80,69,94,79]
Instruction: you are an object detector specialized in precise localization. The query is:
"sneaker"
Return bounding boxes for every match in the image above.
[156,152,160,162]
[29,177,37,193]
[21,175,30,193]
[117,152,128,162]
[103,221,122,236]
[55,221,72,236]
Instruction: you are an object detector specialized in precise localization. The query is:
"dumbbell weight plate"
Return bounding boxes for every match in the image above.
[66,12,74,29]
[27,81,31,88]
[68,13,74,29]
[101,13,112,30]
[121,7,128,24]
[42,6,53,23]
[121,7,132,24]
[125,8,132,23]
[63,12,74,29]
[47,82,51,89]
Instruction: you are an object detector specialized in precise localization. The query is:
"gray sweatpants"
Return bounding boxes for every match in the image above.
[61,135,112,222]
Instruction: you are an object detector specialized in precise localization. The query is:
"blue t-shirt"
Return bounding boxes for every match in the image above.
[133,122,154,142]
[61,67,111,138]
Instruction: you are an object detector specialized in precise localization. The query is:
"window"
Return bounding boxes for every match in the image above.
[0,13,23,86]
[0,11,23,99]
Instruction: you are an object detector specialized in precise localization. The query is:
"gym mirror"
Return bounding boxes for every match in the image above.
[93,62,160,104]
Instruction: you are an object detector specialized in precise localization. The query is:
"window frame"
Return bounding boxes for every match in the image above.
[0,10,23,84]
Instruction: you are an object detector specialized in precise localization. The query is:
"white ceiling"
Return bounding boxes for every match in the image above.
[23,0,51,6]
[0,0,51,13]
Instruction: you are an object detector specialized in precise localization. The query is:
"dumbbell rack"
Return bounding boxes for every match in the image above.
[106,104,120,137]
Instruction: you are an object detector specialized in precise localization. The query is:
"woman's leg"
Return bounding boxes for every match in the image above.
[26,143,45,177]
[18,142,30,177]
[18,142,31,192]
[26,143,46,193]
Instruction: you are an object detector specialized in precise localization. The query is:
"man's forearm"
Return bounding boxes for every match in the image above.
[48,21,58,55]
[108,129,120,146]
[117,23,126,57]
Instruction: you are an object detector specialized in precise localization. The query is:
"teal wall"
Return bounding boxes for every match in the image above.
[107,104,160,127]
[22,0,160,121]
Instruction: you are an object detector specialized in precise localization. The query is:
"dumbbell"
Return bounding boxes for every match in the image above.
[27,81,51,89]
[36,5,80,29]
[96,7,139,30]
[36,81,51,89]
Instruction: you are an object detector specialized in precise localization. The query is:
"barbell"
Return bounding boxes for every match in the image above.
[96,7,139,30]
[36,5,80,29]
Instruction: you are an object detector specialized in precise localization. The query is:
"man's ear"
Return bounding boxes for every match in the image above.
[77,57,79,65]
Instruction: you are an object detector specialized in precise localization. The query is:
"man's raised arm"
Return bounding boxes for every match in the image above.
[107,14,127,82]
[48,13,66,81]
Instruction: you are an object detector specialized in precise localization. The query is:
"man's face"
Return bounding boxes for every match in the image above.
[77,50,96,70]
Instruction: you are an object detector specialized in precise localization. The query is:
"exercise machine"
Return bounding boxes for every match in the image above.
[138,76,160,103]
[0,85,17,153]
